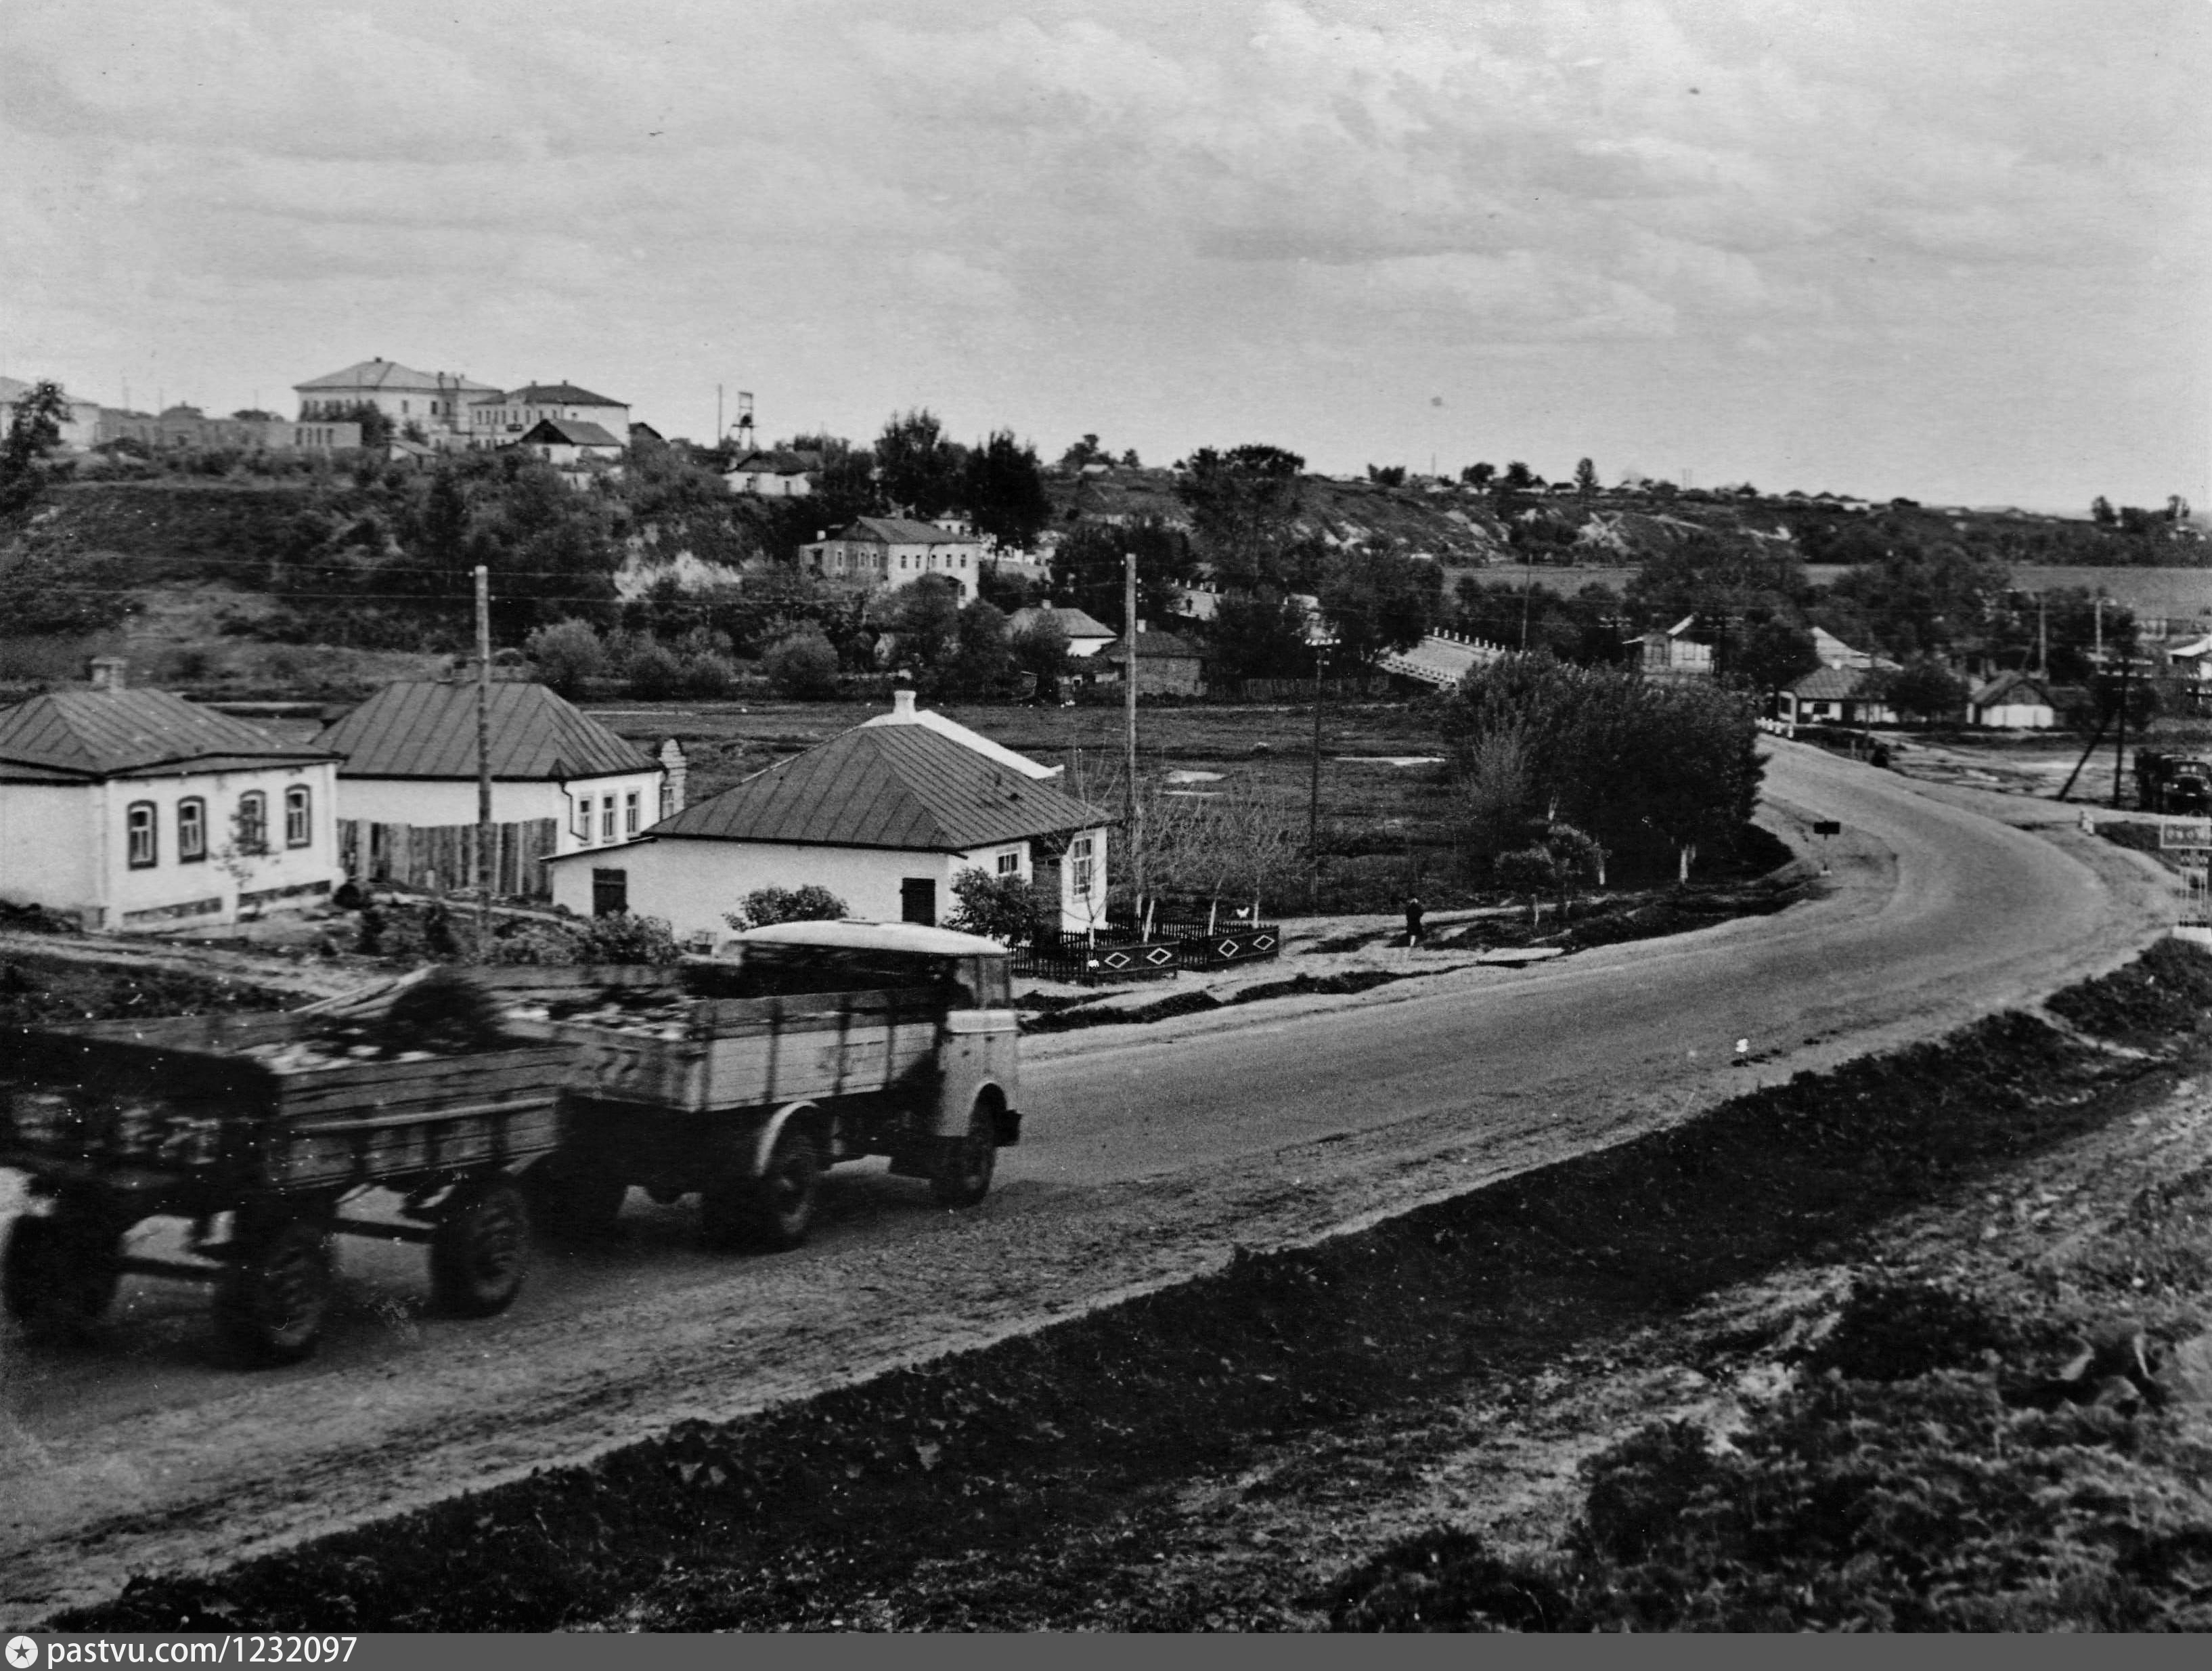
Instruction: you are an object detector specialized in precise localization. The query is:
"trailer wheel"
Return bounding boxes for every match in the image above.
[520,1155,626,1242]
[703,1127,820,1253]
[216,1215,334,1367]
[429,1178,531,1318]
[929,1102,997,1210]
[4,1206,123,1337]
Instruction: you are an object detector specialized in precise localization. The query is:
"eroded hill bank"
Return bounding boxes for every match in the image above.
[64,939,2212,1632]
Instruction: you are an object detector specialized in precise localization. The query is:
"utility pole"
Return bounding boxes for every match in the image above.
[1308,641,1327,911]
[1124,552,1142,924]
[2110,653,2132,810]
[717,385,724,443]
[2037,592,2048,678]
[474,565,494,959]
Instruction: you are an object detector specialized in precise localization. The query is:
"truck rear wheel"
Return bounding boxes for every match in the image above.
[3,1205,123,1338]
[216,1214,334,1367]
[430,1177,531,1318]
[929,1105,997,1210]
[703,1127,820,1253]
[521,1154,626,1242]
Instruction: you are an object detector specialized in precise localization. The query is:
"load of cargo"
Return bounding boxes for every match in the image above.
[1,922,1022,1366]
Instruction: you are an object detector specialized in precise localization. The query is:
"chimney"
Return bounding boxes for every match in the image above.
[87,656,127,692]
[890,687,918,720]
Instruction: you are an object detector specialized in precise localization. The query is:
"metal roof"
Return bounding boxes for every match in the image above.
[1099,629,1203,662]
[517,418,624,448]
[292,359,495,394]
[0,688,334,781]
[650,722,1108,852]
[1788,665,1882,700]
[1008,605,1117,641]
[824,517,983,546]
[314,681,654,781]
[479,383,625,408]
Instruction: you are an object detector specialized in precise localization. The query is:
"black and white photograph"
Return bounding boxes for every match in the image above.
[2,0,2209,1634]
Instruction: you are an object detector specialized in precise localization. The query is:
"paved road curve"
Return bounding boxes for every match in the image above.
[0,741,2173,1617]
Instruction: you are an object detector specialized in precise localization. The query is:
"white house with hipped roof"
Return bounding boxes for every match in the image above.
[1007,603,1118,660]
[801,518,987,598]
[315,680,672,897]
[545,694,1111,939]
[0,659,342,930]
[468,383,630,449]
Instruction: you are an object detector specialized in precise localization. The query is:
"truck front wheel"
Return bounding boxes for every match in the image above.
[703,1127,821,1253]
[929,1104,997,1210]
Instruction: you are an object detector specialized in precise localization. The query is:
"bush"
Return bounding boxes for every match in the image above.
[724,886,847,932]
[945,867,1038,942]
[525,620,605,699]
[623,643,686,701]
[762,632,841,699]
[575,911,682,965]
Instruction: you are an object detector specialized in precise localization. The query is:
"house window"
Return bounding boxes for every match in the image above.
[284,785,311,848]
[900,877,937,926]
[591,868,628,917]
[624,789,640,835]
[601,799,617,842]
[659,780,676,821]
[996,849,1021,875]
[575,796,594,843]
[126,802,157,868]
[1070,835,1094,896]
[236,791,268,854]
[178,798,206,863]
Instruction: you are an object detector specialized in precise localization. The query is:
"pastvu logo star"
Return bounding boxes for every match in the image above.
[7,1636,39,1670]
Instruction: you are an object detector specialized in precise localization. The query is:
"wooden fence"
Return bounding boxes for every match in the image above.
[338,818,560,900]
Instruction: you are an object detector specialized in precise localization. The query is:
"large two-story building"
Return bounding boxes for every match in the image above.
[801,517,988,598]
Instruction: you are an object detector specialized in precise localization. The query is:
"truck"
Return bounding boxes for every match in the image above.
[0,972,574,1364]
[2135,750,2212,815]
[502,920,1022,1251]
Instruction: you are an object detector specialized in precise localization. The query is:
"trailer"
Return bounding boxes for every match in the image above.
[501,921,1022,1251]
[0,979,574,1364]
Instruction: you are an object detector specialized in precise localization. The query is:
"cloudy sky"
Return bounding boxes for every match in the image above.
[3,0,2205,511]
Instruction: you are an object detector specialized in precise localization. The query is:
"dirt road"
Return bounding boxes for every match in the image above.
[0,741,2176,1619]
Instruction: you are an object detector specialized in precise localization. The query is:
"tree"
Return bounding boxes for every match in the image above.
[946,867,1039,943]
[1059,434,1107,469]
[1626,530,1809,628]
[1120,448,1141,469]
[1366,464,1407,487]
[1493,846,1560,927]
[1206,587,1312,681]
[321,400,394,449]
[875,408,963,518]
[937,598,1016,699]
[524,618,605,698]
[762,630,841,697]
[1009,613,1071,697]
[870,575,965,685]
[1881,657,1966,726]
[1461,462,1497,491]
[1502,461,1541,491]
[1315,546,1440,672]
[0,380,70,519]
[2092,496,2117,527]
[1176,443,1305,585]
[1574,458,1598,500]
[1049,516,1197,632]
[1732,620,1821,694]
[725,886,847,930]
[960,430,1050,550]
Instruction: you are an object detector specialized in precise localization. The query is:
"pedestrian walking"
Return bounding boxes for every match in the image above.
[1404,894,1425,949]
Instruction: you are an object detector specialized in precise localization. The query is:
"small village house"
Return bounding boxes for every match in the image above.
[1090,625,1207,695]
[722,448,820,497]
[1966,670,2058,729]
[1776,664,1899,730]
[1627,616,1715,681]
[0,376,104,450]
[546,691,1111,940]
[315,680,672,899]
[1007,603,1118,660]
[0,659,343,930]
[512,417,626,469]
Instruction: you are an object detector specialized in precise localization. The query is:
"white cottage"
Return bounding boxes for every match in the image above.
[547,693,1112,940]
[0,660,343,930]
[1966,670,2058,730]
[316,680,669,898]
